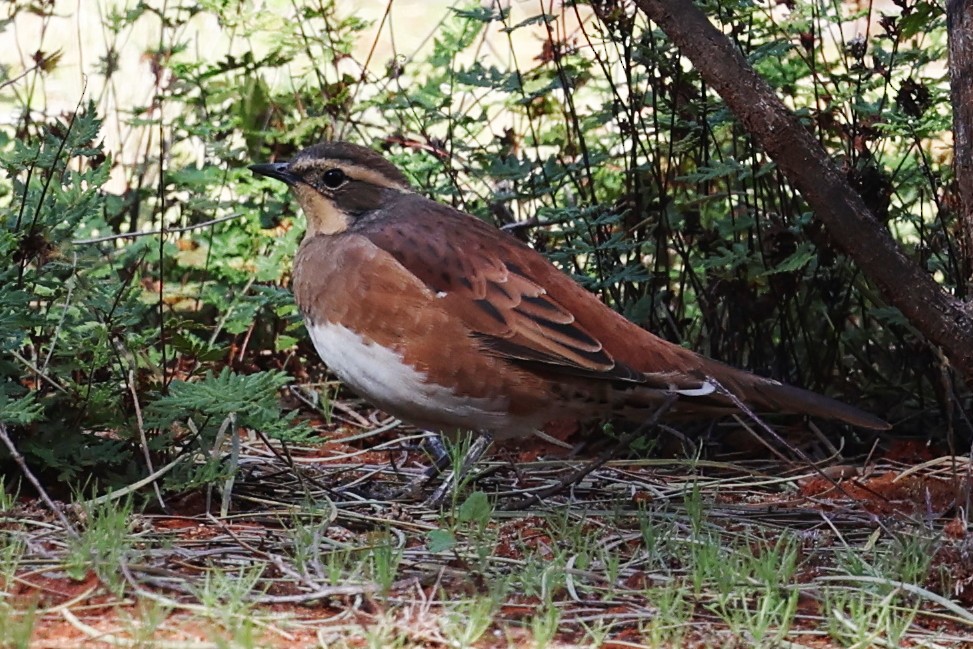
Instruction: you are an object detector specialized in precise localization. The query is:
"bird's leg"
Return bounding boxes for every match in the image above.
[421,433,453,474]
[388,432,453,500]
[392,431,493,502]
[424,432,494,508]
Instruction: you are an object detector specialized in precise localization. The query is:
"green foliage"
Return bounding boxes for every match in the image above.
[0,104,147,483]
[145,366,310,453]
[0,101,304,490]
[426,489,494,554]
[65,494,136,595]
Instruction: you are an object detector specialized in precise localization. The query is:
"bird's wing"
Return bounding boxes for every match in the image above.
[355,197,705,390]
[353,196,889,430]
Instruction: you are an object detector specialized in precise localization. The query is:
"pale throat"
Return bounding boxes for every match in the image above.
[293,185,350,237]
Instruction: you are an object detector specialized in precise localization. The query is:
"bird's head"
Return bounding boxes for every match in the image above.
[250,142,413,237]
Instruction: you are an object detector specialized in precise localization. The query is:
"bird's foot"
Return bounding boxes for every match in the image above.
[423,433,494,508]
[386,433,453,501]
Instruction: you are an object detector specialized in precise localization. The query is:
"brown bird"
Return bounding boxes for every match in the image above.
[250,141,889,446]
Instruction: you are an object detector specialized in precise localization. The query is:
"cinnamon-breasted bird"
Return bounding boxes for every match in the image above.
[250,141,889,442]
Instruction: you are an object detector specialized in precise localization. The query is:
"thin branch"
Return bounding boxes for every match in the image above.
[633,0,973,385]
[71,211,245,245]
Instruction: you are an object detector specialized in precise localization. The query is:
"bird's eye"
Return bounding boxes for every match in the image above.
[321,168,347,189]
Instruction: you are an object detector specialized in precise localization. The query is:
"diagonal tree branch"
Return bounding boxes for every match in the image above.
[632,0,973,387]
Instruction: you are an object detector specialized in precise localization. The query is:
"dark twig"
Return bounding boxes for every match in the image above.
[0,423,78,538]
[71,212,245,245]
[500,393,679,510]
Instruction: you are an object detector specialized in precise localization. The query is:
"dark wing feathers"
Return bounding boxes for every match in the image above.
[356,198,647,384]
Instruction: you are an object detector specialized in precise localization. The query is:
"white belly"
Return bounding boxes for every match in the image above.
[305,321,510,432]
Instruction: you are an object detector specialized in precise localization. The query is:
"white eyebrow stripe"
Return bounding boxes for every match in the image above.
[291,159,412,192]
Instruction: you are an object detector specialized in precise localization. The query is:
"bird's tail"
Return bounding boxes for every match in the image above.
[698,359,890,430]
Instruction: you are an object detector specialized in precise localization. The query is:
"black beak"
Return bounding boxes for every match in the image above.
[249,161,298,185]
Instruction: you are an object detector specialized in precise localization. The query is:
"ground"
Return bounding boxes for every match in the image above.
[3,412,973,648]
